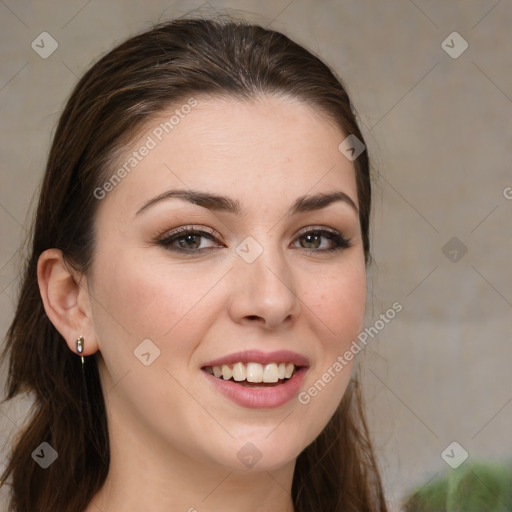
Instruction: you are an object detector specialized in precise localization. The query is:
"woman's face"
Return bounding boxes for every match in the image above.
[87,95,366,472]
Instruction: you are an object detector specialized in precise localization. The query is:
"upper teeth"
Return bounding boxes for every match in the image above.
[207,362,296,382]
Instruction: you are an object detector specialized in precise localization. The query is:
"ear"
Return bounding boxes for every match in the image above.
[37,248,99,356]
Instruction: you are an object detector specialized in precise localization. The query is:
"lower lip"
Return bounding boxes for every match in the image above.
[202,367,308,409]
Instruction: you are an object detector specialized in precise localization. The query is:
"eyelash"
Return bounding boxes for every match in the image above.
[156,225,352,255]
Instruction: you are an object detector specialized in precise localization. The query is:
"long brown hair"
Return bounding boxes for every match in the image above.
[1,16,387,512]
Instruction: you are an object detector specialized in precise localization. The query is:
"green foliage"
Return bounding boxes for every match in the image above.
[403,460,512,512]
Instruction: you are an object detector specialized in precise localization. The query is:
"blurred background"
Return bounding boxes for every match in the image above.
[1,1,511,510]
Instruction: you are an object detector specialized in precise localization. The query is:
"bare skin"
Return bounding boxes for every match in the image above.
[38,95,366,512]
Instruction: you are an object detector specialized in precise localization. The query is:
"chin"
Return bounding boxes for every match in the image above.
[206,431,307,473]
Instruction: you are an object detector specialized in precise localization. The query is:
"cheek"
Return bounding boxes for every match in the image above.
[305,261,367,348]
[89,250,224,368]
[94,253,182,332]
[88,252,218,427]
[299,261,366,408]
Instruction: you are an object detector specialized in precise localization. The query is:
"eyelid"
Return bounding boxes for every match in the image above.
[157,224,221,241]
[294,225,340,237]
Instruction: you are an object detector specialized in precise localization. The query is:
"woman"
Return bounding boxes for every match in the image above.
[1,16,388,512]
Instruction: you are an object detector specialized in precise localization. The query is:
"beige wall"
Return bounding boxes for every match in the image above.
[1,1,511,510]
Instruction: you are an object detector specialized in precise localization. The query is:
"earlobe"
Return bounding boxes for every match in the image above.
[37,248,98,356]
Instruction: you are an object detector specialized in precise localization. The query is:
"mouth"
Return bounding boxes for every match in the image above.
[202,362,300,388]
[200,350,309,408]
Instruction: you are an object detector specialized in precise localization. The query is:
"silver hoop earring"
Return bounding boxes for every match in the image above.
[76,336,85,366]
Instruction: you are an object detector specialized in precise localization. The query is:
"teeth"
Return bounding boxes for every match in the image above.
[246,362,263,383]
[209,362,297,383]
[232,362,245,382]
[221,364,232,380]
[262,363,279,383]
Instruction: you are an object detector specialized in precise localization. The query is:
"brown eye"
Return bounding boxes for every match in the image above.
[293,229,351,252]
[299,233,322,249]
[157,227,221,253]
[175,233,202,250]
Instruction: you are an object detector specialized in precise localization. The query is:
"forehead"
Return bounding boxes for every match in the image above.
[97,95,358,217]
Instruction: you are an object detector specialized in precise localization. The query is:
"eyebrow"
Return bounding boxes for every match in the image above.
[135,188,359,217]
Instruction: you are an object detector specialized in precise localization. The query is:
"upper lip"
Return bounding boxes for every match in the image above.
[202,350,309,368]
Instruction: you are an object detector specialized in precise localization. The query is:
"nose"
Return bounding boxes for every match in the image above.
[227,242,302,330]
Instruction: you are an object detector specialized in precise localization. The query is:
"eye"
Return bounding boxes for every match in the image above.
[292,227,352,253]
[156,226,222,253]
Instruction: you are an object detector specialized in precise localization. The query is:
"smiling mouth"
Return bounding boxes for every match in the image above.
[202,362,298,387]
